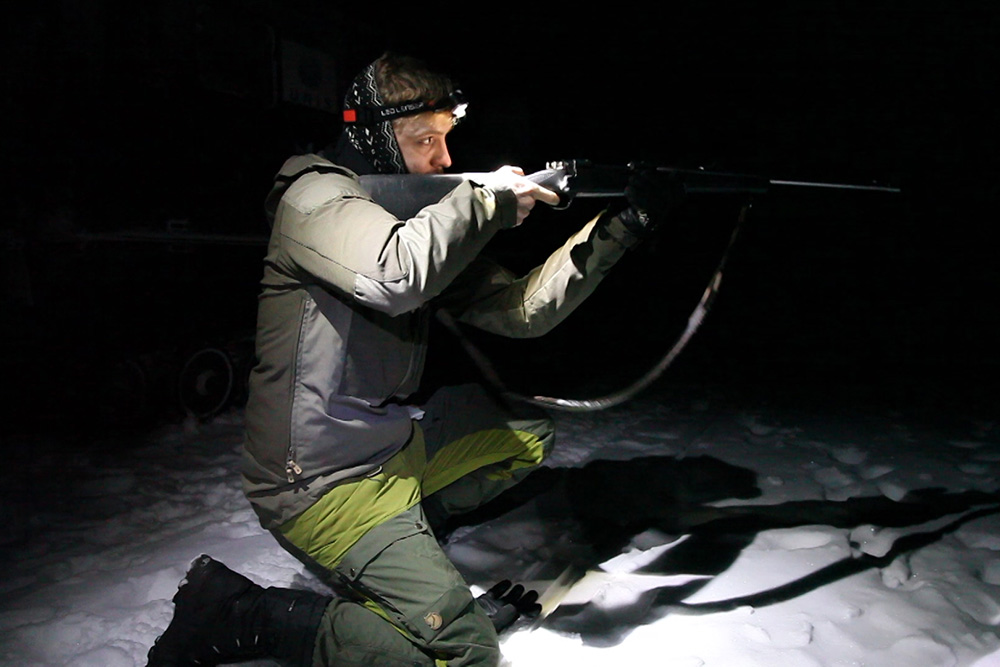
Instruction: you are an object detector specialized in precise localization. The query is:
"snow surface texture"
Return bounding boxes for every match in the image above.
[2,384,1000,667]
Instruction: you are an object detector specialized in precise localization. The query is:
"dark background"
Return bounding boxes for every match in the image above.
[2,1,998,435]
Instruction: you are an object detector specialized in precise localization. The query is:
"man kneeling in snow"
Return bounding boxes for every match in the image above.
[148,51,676,666]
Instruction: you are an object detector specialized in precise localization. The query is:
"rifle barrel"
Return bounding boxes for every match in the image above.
[769,179,901,193]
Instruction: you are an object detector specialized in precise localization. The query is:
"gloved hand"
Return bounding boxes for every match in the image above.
[617,168,686,239]
[475,580,541,632]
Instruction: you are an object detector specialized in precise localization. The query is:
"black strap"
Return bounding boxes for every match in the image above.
[435,204,750,412]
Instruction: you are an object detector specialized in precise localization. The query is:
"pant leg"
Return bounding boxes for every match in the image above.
[320,504,499,666]
[419,384,555,520]
[278,432,500,666]
[311,595,441,666]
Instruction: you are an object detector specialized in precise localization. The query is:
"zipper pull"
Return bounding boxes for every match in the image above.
[286,460,303,483]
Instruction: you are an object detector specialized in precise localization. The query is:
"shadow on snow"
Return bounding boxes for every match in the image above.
[444,455,1000,648]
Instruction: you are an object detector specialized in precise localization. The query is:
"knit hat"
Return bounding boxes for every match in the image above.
[342,61,407,174]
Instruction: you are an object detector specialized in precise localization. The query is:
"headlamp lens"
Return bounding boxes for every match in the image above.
[446,91,467,122]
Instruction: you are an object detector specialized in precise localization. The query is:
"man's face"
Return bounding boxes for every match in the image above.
[394,111,454,174]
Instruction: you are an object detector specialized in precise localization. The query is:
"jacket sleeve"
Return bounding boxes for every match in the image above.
[265,162,519,317]
[437,211,640,338]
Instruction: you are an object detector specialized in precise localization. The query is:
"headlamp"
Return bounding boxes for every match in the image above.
[343,90,468,126]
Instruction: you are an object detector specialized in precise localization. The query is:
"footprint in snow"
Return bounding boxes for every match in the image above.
[813,466,856,489]
[860,464,895,480]
[762,528,836,551]
[958,462,992,475]
[830,445,868,466]
[950,440,985,450]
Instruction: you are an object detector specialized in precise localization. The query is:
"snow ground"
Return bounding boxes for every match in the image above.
[2,380,1000,667]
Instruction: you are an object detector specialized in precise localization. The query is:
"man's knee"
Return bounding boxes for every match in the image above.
[327,507,501,665]
[314,596,500,666]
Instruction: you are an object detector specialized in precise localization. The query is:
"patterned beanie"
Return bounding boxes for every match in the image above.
[342,61,408,174]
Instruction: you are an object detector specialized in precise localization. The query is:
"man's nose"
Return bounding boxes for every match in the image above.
[434,139,452,170]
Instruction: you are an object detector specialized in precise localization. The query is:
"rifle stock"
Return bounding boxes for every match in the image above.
[359,159,898,220]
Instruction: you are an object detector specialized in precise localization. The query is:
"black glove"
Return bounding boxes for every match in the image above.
[475,580,541,632]
[617,168,686,239]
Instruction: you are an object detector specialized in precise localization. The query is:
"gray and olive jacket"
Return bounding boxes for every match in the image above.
[242,154,638,529]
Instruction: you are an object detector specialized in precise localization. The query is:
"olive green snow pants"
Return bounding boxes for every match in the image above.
[278,385,554,666]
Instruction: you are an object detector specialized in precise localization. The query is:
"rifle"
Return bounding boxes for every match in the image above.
[359,158,900,219]
[361,159,899,412]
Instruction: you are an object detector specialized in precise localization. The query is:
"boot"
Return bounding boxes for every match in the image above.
[147,554,331,666]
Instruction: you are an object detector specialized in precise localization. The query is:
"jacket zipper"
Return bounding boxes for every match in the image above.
[286,294,308,484]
